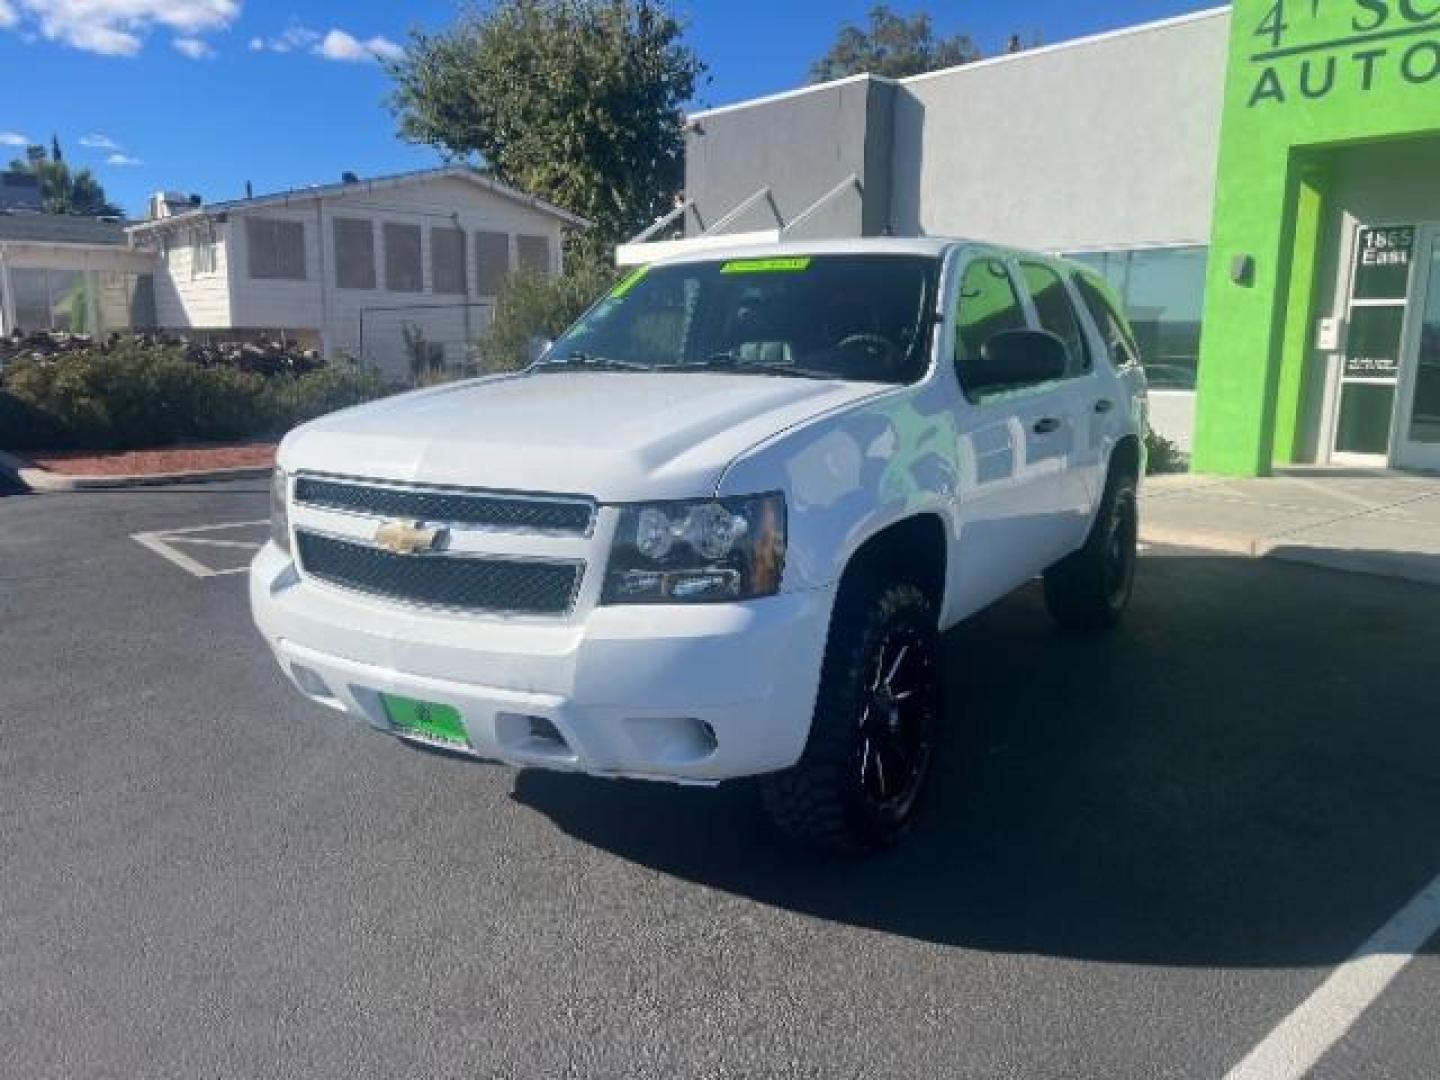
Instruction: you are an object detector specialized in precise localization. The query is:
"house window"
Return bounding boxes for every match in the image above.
[9,268,90,332]
[247,217,306,281]
[384,222,423,293]
[475,231,510,297]
[189,224,217,278]
[10,268,52,331]
[333,217,376,290]
[430,226,467,295]
[517,234,552,276]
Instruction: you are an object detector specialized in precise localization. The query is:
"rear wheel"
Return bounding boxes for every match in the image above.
[762,579,939,854]
[1044,468,1138,632]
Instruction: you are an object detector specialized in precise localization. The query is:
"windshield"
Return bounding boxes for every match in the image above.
[544,254,942,384]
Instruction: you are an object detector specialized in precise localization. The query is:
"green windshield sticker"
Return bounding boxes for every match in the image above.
[610,265,649,298]
[720,257,812,275]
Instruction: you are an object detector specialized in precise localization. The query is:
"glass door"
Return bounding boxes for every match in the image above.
[1331,225,1415,465]
[1394,228,1440,472]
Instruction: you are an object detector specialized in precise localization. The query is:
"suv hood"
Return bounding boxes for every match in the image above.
[280,370,893,502]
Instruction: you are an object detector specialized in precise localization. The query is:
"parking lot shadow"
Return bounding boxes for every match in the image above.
[513,552,1440,969]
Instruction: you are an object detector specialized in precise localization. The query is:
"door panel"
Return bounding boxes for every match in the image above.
[944,254,1082,620]
[1396,231,1440,471]
[949,388,1079,617]
[1330,225,1413,465]
[1019,260,1105,545]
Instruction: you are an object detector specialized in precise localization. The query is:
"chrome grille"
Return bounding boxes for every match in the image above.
[294,476,593,535]
[295,532,581,615]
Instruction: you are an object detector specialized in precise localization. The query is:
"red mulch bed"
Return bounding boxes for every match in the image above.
[18,443,277,477]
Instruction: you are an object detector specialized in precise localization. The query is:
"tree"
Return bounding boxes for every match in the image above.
[8,141,122,218]
[389,0,705,249]
[810,5,980,82]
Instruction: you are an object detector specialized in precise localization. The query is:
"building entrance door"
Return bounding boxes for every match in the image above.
[1330,225,1413,466]
[1394,229,1440,472]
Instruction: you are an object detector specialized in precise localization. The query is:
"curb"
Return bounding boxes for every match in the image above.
[0,450,272,492]
[1140,522,1440,588]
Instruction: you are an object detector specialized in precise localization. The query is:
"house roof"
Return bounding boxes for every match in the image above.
[127,165,590,234]
[0,212,128,246]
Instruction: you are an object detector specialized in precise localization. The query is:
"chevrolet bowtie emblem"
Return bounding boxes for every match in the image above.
[374,520,447,556]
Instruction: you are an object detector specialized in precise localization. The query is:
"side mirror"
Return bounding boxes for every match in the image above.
[963,329,1068,396]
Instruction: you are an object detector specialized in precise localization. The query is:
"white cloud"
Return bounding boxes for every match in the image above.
[173,35,212,59]
[250,23,319,53]
[0,130,32,147]
[2,0,238,56]
[247,23,401,63]
[79,132,120,150]
[106,152,144,166]
[315,28,401,64]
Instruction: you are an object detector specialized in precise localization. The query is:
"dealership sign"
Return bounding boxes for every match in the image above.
[1247,1,1440,106]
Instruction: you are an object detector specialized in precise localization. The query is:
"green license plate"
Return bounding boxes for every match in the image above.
[381,694,469,747]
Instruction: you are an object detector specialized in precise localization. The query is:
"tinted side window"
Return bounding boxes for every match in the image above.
[955,258,1027,367]
[1074,273,1142,370]
[1021,261,1089,373]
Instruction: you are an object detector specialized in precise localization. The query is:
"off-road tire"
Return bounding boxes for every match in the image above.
[762,579,940,854]
[1043,467,1139,632]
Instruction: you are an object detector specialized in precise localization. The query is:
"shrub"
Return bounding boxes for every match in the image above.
[475,252,619,373]
[262,361,390,427]
[1145,427,1187,475]
[0,338,390,452]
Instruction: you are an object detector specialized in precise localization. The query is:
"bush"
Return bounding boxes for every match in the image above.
[0,338,390,452]
[1145,427,1187,475]
[263,361,390,427]
[475,252,619,373]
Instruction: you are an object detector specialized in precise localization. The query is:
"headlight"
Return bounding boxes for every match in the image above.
[603,493,786,604]
[270,467,292,555]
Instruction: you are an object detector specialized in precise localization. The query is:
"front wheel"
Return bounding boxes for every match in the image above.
[1043,469,1138,632]
[762,579,940,854]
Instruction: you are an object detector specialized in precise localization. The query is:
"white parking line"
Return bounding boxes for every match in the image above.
[1224,871,1440,1080]
[132,520,267,579]
[167,537,265,551]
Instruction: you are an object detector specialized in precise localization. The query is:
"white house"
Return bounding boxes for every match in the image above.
[125,166,586,378]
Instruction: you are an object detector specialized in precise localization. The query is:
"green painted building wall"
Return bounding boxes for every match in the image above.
[1193,0,1440,474]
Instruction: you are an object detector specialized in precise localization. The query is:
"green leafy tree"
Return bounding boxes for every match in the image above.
[8,140,122,218]
[810,5,980,82]
[388,0,705,249]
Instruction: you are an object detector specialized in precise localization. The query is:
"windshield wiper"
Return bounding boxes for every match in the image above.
[534,352,652,372]
[665,352,836,380]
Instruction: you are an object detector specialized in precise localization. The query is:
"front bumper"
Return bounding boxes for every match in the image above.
[249,542,834,783]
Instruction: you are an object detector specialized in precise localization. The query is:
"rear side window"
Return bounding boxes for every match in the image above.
[1020,261,1090,373]
[1073,272,1142,370]
[955,258,1027,365]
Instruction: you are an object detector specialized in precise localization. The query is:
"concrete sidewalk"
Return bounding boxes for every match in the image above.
[1141,469,1440,586]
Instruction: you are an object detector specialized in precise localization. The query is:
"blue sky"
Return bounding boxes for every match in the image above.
[0,0,1215,218]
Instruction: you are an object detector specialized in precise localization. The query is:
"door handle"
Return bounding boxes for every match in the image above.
[1095,398,1115,414]
[1033,417,1062,435]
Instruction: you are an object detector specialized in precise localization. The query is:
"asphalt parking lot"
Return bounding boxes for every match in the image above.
[2,478,1438,1079]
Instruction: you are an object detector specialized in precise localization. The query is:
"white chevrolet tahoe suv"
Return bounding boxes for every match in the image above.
[251,239,1148,852]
